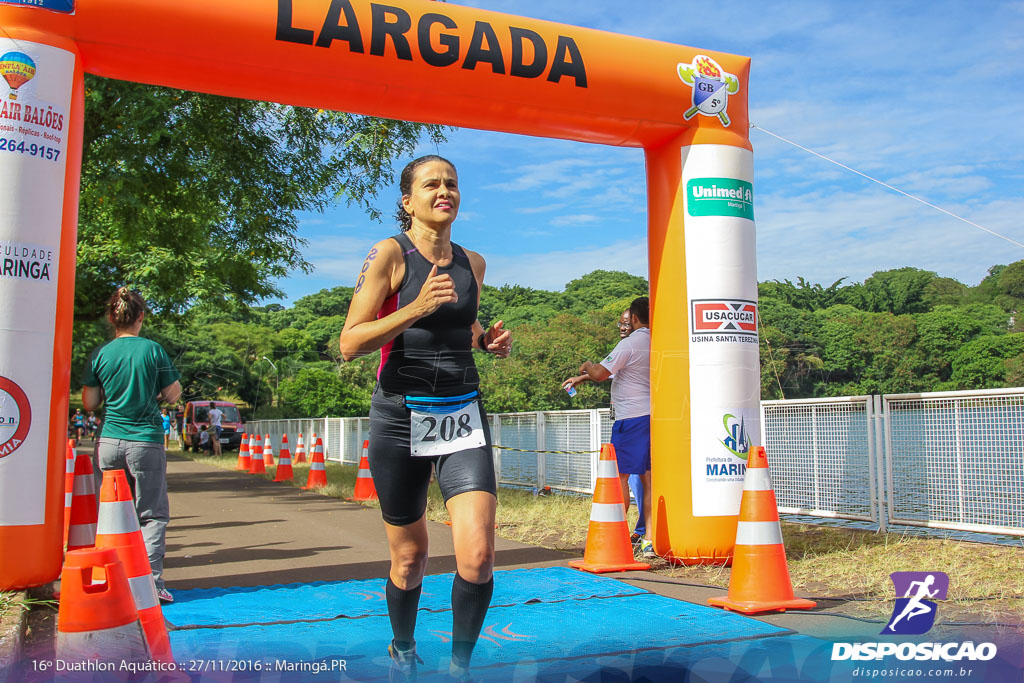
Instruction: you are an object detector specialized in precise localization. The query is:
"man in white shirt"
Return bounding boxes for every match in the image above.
[207,402,224,456]
[562,297,653,557]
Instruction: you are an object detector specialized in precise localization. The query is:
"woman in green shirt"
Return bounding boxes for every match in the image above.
[82,287,181,603]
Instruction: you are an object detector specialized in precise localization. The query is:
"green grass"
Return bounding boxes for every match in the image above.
[174,446,1024,625]
[0,591,14,620]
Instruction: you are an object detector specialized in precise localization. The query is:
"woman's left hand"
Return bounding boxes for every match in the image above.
[483,320,512,358]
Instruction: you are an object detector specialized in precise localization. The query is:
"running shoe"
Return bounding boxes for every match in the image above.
[156,588,174,603]
[640,540,656,559]
[388,640,422,682]
[449,655,473,682]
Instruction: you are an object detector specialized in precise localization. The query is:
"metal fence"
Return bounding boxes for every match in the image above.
[882,388,1024,536]
[246,387,1024,537]
[761,396,880,526]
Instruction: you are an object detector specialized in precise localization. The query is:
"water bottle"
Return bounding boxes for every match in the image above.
[565,384,577,398]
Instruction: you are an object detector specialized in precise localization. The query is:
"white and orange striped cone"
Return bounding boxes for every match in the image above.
[56,547,150,663]
[294,432,307,463]
[249,434,266,475]
[63,439,76,546]
[234,432,250,471]
[301,438,327,490]
[348,440,377,501]
[273,434,294,482]
[94,470,174,662]
[708,446,817,614]
[67,450,99,552]
[569,444,650,573]
[262,434,275,466]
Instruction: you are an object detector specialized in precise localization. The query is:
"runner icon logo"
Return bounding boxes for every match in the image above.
[883,571,949,635]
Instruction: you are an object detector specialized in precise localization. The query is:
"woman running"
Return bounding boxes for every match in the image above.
[340,155,511,680]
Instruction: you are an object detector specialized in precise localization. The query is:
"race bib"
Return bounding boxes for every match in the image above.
[407,393,486,457]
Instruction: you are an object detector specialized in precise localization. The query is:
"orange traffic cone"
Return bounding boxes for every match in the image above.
[63,440,76,546]
[349,440,377,501]
[273,434,294,482]
[302,438,327,490]
[708,446,816,614]
[67,451,99,552]
[56,547,150,663]
[294,433,307,463]
[249,434,266,475]
[234,432,250,470]
[94,470,174,662]
[263,434,275,466]
[569,444,650,573]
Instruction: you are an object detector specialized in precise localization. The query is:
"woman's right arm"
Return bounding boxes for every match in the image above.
[339,239,458,361]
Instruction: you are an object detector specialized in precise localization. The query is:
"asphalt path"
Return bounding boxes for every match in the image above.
[163,453,570,590]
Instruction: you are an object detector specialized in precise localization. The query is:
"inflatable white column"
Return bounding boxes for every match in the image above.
[682,143,761,530]
[648,134,759,564]
[0,18,83,589]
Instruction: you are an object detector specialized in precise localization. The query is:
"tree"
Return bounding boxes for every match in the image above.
[922,277,969,309]
[816,308,924,395]
[949,334,1024,389]
[913,304,1007,385]
[75,76,447,320]
[279,367,366,417]
[478,312,617,412]
[759,277,847,312]
[478,284,561,330]
[845,268,938,315]
[561,271,648,316]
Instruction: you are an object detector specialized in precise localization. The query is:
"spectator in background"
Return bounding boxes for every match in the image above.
[174,405,184,449]
[82,286,181,603]
[71,409,85,442]
[198,425,212,454]
[616,309,647,547]
[161,408,171,450]
[563,297,654,558]
[207,402,224,456]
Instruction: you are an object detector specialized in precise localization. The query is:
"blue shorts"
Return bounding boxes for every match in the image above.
[610,415,651,475]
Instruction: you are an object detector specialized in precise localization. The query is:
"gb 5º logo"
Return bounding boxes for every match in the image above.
[677,55,739,127]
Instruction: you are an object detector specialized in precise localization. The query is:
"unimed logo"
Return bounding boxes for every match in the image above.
[831,571,997,664]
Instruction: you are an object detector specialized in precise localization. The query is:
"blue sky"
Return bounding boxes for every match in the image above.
[273,0,1024,303]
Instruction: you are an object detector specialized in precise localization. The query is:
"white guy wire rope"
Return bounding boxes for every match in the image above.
[750,123,1024,251]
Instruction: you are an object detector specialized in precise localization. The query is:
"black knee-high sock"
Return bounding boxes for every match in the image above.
[450,573,494,665]
[385,577,422,650]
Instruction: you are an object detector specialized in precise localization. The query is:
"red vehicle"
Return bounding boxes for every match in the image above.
[182,400,244,452]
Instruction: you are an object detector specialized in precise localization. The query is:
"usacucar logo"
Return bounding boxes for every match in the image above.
[692,299,757,336]
[677,55,739,126]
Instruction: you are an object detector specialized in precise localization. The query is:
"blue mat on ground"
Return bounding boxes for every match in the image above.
[163,566,645,627]
[167,568,795,680]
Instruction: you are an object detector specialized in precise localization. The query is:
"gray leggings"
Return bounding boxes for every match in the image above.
[96,438,170,590]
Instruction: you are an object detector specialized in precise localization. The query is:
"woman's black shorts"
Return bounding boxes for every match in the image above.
[368,387,497,526]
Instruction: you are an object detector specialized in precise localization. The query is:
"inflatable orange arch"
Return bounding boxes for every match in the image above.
[0,0,760,588]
